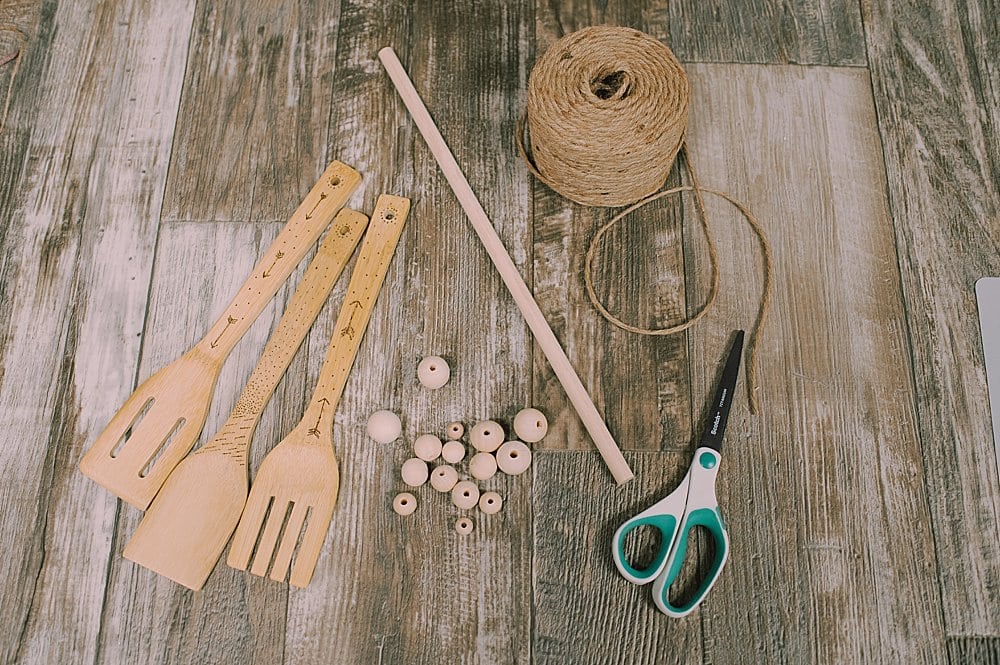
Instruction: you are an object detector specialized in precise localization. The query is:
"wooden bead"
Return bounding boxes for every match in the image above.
[367,410,401,443]
[441,440,466,464]
[392,492,417,516]
[496,440,531,475]
[400,457,429,487]
[513,407,548,443]
[451,480,480,510]
[430,464,458,492]
[478,491,502,515]
[469,452,498,480]
[417,355,450,389]
[446,421,465,440]
[454,517,474,535]
[470,420,504,452]
[413,434,443,461]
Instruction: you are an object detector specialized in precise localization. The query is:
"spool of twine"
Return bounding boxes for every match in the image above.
[517,26,773,413]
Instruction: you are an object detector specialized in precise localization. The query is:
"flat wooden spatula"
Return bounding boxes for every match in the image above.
[80,161,361,509]
[228,194,410,587]
[122,209,368,590]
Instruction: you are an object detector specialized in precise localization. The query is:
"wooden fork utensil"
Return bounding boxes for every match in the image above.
[122,209,369,590]
[80,161,361,509]
[227,194,410,587]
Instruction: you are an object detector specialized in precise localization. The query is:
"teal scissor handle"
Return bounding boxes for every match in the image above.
[652,448,730,618]
[612,473,690,584]
[613,447,730,617]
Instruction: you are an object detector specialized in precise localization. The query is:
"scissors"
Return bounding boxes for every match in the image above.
[612,330,743,617]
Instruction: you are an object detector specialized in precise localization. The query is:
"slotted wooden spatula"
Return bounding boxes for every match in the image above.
[80,161,361,509]
[122,209,369,590]
[227,194,410,587]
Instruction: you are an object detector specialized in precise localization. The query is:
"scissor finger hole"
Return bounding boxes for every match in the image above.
[666,525,717,607]
[621,525,664,572]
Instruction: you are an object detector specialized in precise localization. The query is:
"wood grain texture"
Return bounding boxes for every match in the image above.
[161,0,347,223]
[532,451,702,664]
[97,221,307,665]
[281,0,534,662]
[0,0,195,663]
[668,0,866,65]
[681,63,947,663]
[532,0,694,455]
[861,0,1000,638]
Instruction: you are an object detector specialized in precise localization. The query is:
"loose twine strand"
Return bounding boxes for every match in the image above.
[0,26,27,136]
[516,26,773,413]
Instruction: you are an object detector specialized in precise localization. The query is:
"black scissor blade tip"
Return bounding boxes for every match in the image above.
[700,331,744,451]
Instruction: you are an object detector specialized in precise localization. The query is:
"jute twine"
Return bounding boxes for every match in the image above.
[517,26,773,413]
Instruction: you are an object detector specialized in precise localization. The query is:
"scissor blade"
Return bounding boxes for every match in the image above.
[699,331,744,452]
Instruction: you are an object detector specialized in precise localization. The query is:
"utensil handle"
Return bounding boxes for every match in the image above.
[612,475,689,585]
[202,209,369,458]
[196,161,362,360]
[378,46,633,484]
[651,448,729,618]
[302,195,410,437]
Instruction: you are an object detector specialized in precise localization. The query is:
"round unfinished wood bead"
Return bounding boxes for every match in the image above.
[441,440,466,464]
[417,355,450,389]
[469,452,498,480]
[400,457,429,487]
[470,420,505,452]
[496,440,532,475]
[392,492,417,516]
[513,407,548,443]
[479,491,503,515]
[451,480,480,510]
[367,410,401,443]
[413,434,443,461]
[446,421,465,440]
[454,517,474,535]
[430,464,459,492]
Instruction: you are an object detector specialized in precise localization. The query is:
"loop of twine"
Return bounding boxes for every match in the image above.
[516,26,773,413]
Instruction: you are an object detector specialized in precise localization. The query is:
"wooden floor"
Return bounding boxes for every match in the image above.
[0,0,997,663]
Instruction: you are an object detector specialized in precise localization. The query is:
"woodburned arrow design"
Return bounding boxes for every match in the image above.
[307,398,331,437]
[338,300,362,339]
[210,316,239,349]
[262,251,285,278]
[304,192,327,220]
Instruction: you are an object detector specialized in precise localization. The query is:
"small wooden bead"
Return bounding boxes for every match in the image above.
[367,410,401,443]
[400,457,429,487]
[496,440,532,475]
[469,452,498,480]
[470,420,505,452]
[454,517,474,535]
[417,355,450,389]
[441,440,466,464]
[513,407,548,443]
[478,491,503,515]
[446,421,465,440]
[430,464,459,492]
[392,492,417,516]
[413,434,443,461]
[451,480,480,510]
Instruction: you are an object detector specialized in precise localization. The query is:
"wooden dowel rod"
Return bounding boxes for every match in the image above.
[378,46,634,484]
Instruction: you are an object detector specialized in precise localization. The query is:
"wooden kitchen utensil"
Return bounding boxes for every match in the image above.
[122,209,369,590]
[227,194,410,587]
[80,161,362,509]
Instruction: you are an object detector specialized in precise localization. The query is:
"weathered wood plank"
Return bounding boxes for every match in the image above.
[682,63,947,663]
[532,451,702,664]
[861,0,1000,638]
[531,0,694,457]
[281,1,534,663]
[668,0,866,66]
[97,221,303,665]
[161,0,345,223]
[947,637,1000,664]
[0,1,195,663]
